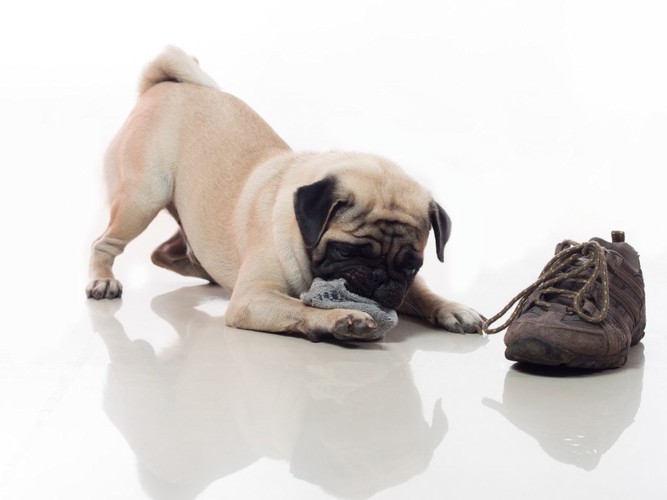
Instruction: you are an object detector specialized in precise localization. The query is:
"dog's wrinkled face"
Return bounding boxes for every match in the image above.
[294,174,451,309]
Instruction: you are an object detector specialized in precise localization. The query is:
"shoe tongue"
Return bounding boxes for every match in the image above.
[590,237,640,270]
[553,241,572,255]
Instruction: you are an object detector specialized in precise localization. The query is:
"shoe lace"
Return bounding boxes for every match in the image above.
[483,240,610,334]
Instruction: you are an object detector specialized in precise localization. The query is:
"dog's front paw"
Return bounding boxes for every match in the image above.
[333,312,379,341]
[86,279,123,300]
[434,303,484,334]
[307,310,379,342]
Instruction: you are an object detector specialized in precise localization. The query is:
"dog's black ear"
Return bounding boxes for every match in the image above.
[429,201,451,262]
[294,177,342,249]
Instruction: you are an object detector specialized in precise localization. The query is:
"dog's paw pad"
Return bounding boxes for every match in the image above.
[332,313,378,340]
[86,279,123,300]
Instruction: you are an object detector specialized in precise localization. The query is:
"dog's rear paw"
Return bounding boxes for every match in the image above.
[86,279,123,300]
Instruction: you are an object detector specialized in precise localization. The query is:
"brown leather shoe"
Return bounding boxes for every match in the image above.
[483,231,646,369]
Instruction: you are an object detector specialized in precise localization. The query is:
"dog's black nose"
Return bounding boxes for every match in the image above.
[371,269,387,285]
[374,282,405,309]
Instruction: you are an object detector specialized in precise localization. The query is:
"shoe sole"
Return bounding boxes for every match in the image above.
[505,338,630,370]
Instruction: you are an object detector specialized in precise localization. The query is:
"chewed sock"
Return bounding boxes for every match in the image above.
[300,278,398,340]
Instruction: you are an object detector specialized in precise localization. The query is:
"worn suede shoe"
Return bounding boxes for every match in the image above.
[483,231,646,369]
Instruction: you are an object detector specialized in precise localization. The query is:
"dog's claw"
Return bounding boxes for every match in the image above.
[86,279,123,300]
[436,305,485,335]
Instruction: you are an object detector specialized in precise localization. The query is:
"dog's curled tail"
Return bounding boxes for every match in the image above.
[138,45,219,95]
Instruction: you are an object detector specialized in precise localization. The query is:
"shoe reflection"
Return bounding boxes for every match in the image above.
[88,286,447,499]
[482,346,644,471]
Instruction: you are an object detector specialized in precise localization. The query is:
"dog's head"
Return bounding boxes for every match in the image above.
[294,163,450,309]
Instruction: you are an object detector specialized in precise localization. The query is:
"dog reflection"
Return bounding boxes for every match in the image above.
[89,286,447,499]
[483,348,644,471]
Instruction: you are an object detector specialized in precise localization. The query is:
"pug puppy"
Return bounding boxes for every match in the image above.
[87,46,484,340]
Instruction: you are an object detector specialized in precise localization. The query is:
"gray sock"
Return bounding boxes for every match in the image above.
[300,278,398,340]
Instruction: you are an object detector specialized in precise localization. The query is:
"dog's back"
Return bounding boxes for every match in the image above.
[103,45,289,204]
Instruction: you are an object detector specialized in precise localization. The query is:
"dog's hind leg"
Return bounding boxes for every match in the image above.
[87,142,173,299]
[151,229,215,283]
[87,190,166,299]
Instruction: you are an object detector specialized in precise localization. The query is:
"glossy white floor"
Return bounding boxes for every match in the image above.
[2,2,667,499]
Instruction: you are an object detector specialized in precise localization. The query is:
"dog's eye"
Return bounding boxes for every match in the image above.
[403,267,417,277]
[331,243,358,259]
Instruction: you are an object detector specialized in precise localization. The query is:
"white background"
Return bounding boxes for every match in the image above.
[2,0,666,315]
[1,1,666,499]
